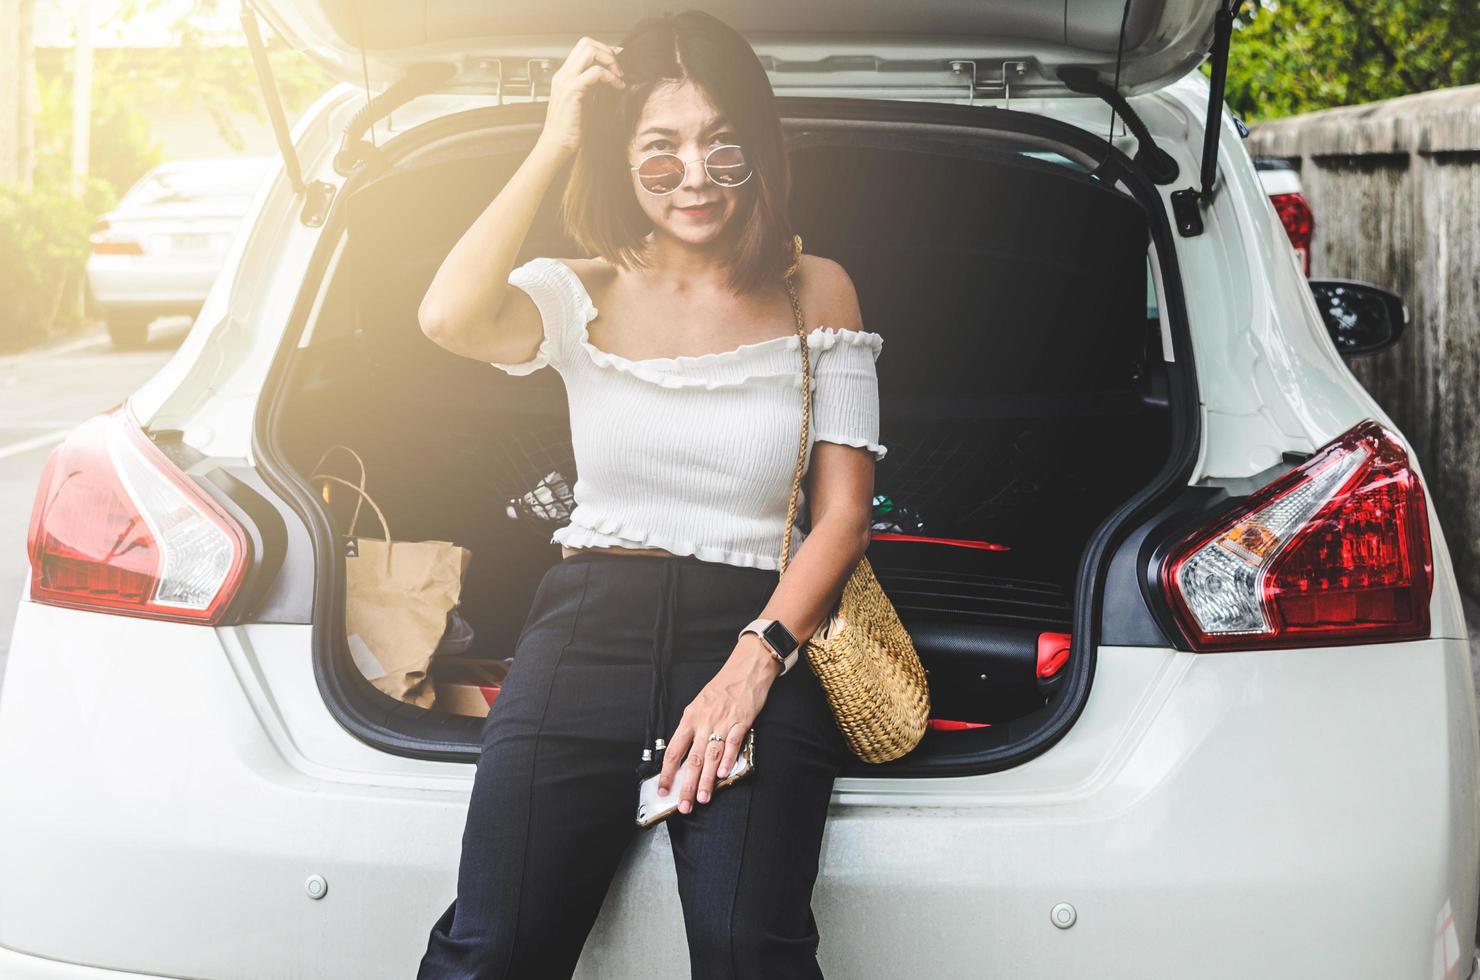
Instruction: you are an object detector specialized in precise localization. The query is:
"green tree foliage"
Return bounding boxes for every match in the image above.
[2,0,333,350]
[35,1,332,198]
[35,71,162,211]
[0,182,95,352]
[3,64,159,350]
[1224,0,1480,121]
[91,0,331,153]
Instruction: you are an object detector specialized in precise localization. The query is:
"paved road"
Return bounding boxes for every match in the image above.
[0,318,191,679]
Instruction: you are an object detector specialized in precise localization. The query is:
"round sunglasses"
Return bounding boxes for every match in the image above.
[629,144,753,196]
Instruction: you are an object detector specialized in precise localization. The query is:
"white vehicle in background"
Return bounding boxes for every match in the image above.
[2,0,1476,978]
[1254,154,1315,276]
[86,156,276,348]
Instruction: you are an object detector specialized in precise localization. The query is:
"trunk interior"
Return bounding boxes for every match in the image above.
[269,108,1173,773]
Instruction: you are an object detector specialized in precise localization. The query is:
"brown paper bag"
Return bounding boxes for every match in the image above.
[311,447,472,709]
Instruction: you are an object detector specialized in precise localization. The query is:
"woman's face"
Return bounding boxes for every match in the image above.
[626,78,749,248]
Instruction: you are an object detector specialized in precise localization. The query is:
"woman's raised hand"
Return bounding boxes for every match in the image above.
[535,37,625,160]
[419,39,623,353]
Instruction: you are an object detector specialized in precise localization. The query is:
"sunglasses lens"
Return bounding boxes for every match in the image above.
[636,154,686,194]
[705,145,751,186]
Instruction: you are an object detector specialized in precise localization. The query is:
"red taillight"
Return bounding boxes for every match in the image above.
[90,222,144,255]
[25,406,250,624]
[1270,191,1314,277]
[90,239,145,256]
[1160,420,1431,651]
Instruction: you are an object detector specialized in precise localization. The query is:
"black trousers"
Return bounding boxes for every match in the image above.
[417,550,850,980]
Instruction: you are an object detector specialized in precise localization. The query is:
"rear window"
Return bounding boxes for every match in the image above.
[1019,150,1090,173]
[120,162,272,208]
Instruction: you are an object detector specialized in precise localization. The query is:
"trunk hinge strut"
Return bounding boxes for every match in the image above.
[1170,0,1246,237]
[239,3,334,227]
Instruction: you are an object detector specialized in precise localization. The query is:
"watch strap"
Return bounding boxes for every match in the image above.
[739,617,800,675]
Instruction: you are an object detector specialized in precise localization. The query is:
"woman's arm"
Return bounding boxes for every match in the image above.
[659,256,877,812]
[750,440,875,663]
[417,36,624,363]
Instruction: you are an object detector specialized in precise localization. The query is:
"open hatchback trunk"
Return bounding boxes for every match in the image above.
[241,0,1222,769]
[260,90,1197,772]
[248,0,1223,99]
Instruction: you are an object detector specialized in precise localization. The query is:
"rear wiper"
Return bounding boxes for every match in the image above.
[1055,65,1180,186]
[334,62,457,177]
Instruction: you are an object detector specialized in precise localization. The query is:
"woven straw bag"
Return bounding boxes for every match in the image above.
[779,235,930,763]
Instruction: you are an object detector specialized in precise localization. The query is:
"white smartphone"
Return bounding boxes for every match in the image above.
[636,729,755,829]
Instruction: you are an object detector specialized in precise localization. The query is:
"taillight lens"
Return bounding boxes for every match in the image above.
[1270,191,1314,277]
[90,238,145,256]
[90,221,145,256]
[25,406,250,624]
[1160,420,1431,650]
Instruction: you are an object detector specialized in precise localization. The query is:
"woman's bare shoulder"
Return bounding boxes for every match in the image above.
[797,253,864,331]
[554,256,619,299]
[559,256,614,277]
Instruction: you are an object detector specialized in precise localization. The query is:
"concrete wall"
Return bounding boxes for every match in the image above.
[1249,85,1480,596]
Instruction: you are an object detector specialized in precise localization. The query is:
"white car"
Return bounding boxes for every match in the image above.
[85,156,276,348]
[4,1,1477,978]
[1254,155,1315,276]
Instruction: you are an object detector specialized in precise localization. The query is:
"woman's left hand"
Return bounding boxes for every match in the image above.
[659,635,781,813]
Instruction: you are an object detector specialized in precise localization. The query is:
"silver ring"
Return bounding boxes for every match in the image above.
[708,732,725,742]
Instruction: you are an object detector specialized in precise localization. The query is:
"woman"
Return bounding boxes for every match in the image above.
[416,9,886,979]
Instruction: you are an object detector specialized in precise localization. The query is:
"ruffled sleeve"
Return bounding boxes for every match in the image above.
[810,327,888,462]
[489,257,595,376]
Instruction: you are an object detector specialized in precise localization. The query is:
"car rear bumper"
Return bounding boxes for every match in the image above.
[2,940,1474,980]
[84,257,219,311]
[1,596,1477,979]
[0,944,180,980]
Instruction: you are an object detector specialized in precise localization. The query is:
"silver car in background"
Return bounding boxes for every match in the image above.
[85,156,275,348]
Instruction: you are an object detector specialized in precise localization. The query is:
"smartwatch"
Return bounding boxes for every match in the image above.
[739,617,801,675]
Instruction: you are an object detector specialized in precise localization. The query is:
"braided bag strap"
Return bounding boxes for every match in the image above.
[779,233,810,576]
[773,235,931,765]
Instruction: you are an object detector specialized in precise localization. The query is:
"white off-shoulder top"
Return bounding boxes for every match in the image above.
[492,256,887,571]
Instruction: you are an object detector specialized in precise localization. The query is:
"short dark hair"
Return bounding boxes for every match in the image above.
[560,9,793,295]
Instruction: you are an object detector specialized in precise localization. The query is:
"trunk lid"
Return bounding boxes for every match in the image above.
[246,0,1221,99]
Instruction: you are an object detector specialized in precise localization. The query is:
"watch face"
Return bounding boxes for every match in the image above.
[761,620,798,657]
